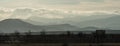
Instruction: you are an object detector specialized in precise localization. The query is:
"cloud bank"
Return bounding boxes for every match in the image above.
[0,8,119,21]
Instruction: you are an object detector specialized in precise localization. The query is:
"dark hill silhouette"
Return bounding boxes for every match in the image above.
[0,19,42,33]
[0,19,79,33]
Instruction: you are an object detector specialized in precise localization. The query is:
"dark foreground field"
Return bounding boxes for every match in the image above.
[1,43,120,46]
[1,30,120,46]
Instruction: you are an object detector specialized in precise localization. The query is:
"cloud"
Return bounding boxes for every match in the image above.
[0,9,11,20]
[35,0,80,5]
[0,0,105,7]
[80,0,104,2]
[0,0,119,11]
[0,8,119,21]
[12,8,32,15]
[9,8,34,19]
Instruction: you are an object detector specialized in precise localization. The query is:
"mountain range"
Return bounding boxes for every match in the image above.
[0,19,79,33]
[0,14,120,33]
[75,15,120,30]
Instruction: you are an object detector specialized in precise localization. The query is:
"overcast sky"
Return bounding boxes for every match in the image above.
[0,0,119,11]
[0,0,120,20]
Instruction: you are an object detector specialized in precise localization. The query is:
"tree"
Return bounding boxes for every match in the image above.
[26,30,32,35]
[66,31,71,36]
[40,29,46,35]
[14,30,20,37]
[78,32,83,37]
[24,30,32,43]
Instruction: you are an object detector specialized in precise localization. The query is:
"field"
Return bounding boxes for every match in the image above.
[1,43,120,46]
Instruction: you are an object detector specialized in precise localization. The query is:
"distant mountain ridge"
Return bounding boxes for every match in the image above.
[0,19,79,33]
[0,19,43,33]
[76,15,120,30]
[42,24,79,31]
[26,13,115,25]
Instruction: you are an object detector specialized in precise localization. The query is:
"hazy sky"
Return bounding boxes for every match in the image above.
[0,0,120,20]
[0,0,119,10]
